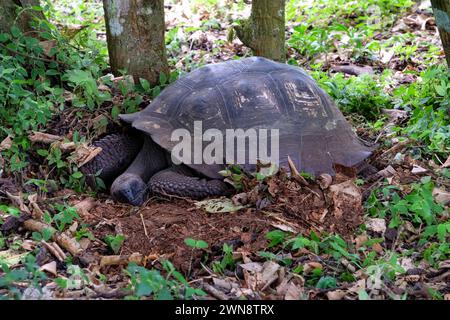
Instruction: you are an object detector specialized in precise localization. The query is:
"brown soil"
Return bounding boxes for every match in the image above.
[87,173,363,274]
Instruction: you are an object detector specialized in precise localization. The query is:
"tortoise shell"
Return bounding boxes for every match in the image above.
[120,57,372,178]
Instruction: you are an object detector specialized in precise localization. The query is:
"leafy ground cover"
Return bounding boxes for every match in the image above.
[0,0,449,300]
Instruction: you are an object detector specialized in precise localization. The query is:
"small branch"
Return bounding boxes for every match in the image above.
[0,42,56,64]
[99,253,143,267]
[23,219,83,256]
[202,282,230,300]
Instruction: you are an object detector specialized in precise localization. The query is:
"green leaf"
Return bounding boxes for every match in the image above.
[195,240,208,249]
[10,26,21,38]
[292,237,310,250]
[71,171,83,179]
[111,105,120,119]
[316,276,337,289]
[159,73,167,85]
[139,78,150,92]
[434,84,446,97]
[184,238,196,248]
[37,149,49,157]
[437,224,447,242]
[266,230,286,248]
[152,86,161,97]
[0,33,10,43]
[358,290,370,300]
[104,234,125,254]
[184,238,208,249]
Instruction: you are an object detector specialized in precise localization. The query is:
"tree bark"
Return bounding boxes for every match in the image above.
[102,0,169,85]
[431,0,450,66]
[0,0,44,34]
[234,0,286,62]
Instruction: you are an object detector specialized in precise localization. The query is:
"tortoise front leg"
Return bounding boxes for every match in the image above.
[110,136,167,206]
[81,133,143,187]
[148,166,233,199]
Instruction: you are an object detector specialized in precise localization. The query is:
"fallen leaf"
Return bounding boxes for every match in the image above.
[39,40,56,57]
[327,290,347,300]
[71,143,103,167]
[284,282,304,300]
[442,156,450,168]
[0,250,28,267]
[39,261,57,276]
[259,261,280,290]
[303,262,323,274]
[377,165,397,178]
[239,262,263,273]
[0,135,13,151]
[195,197,246,213]
[366,218,386,234]
[411,165,427,174]
[317,173,332,189]
[432,188,450,205]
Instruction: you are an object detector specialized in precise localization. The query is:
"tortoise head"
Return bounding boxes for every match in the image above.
[110,173,148,206]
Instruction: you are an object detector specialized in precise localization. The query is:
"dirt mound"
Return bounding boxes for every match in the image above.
[90,200,272,274]
[88,173,363,273]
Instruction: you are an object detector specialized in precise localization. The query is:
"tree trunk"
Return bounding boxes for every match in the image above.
[234,0,286,62]
[0,0,44,34]
[431,0,450,66]
[102,0,169,85]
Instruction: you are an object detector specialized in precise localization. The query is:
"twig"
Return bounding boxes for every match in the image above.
[202,282,230,300]
[0,42,56,64]
[287,156,310,186]
[42,240,67,262]
[379,139,410,158]
[140,212,149,239]
[5,191,31,214]
[23,219,82,256]
[100,253,143,267]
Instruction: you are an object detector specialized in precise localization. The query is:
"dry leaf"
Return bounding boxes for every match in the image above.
[317,173,332,189]
[259,261,280,290]
[303,262,323,274]
[70,143,102,167]
[411,165,427,174]
[40,261,58,276]
[239,262,263,273]
[366,218,386,234]
[39,40,56,57]
[432,188,450,205]
[0,135,13,151]
[327,290,347,300]
[372,243,383,253]
[377,165,397,178]
[270,223,298,233]
[284,282,304,300]
[442,155,450,168]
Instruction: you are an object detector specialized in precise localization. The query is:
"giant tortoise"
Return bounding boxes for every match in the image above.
[81,57,373,205]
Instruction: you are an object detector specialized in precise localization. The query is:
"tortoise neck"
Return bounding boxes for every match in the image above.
[123,136,168,182]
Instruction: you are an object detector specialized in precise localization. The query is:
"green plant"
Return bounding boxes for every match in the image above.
[212,243,235,274]
[319,72,392,120]
[125,261,206,300]
[266,230,287,248]
[184,238,208,250]
[396,65,450,158]
[104,234,125,254]
[366,176,444,229]
[52,204,80,232]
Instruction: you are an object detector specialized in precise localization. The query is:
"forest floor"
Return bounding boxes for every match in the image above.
[0,0,449,300]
